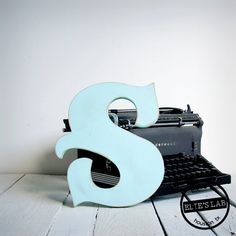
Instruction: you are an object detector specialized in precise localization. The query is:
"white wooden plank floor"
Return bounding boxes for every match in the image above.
[0,174,235,236]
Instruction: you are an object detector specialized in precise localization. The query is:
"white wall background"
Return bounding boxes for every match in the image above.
[0,0,235,174]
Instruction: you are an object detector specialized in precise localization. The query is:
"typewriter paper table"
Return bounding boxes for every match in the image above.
[0,174,235,236]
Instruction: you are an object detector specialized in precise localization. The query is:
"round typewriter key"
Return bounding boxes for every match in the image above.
[189,166,194,171]
[183,163,189,168]
[164,159,169,164]
[166,164,172,169]
[175,174,180,180]
[211,167,218,173]
[191,172,197,178]
[186,173,191,178]
[169,175,175,181]
[164,176,169,182]
[185,156,191,161]
[180,174,185,179]
[172,168,178,173]
[196,170,201,175]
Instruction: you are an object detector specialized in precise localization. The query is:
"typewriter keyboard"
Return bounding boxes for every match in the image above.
[91,153,231,197]
[153,154,231,196]
[163,154,217,183]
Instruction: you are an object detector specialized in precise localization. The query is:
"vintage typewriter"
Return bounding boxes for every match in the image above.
[63,105,231,197]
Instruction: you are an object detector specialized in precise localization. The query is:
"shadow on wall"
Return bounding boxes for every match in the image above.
[39,148,78,175]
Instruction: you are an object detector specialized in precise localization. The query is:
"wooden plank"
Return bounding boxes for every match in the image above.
[0,174,24,195]
[47,195,98,236]
[94,199,165,236]
[215,207,236,236]
[214,174,236,235]
[153,193,215,235]
[0,174,69,236]
[181,188,231,234]
[159,184,236,236]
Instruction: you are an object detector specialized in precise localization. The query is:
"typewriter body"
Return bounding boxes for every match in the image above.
[63,105,231,197]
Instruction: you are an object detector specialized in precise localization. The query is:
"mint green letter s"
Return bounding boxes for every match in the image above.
[55,82,164,207]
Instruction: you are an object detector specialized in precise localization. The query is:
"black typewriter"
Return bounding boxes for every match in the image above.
[63,105,231,197]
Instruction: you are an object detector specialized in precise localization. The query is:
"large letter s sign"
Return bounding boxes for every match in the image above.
[55,82,164,207]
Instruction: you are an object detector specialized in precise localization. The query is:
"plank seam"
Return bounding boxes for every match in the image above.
[92,206,99,236]
[151,197,168,236]
[45,191,70,236]
[182,192,219,236]
[0,174,25,196]
[210,186,236,209]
